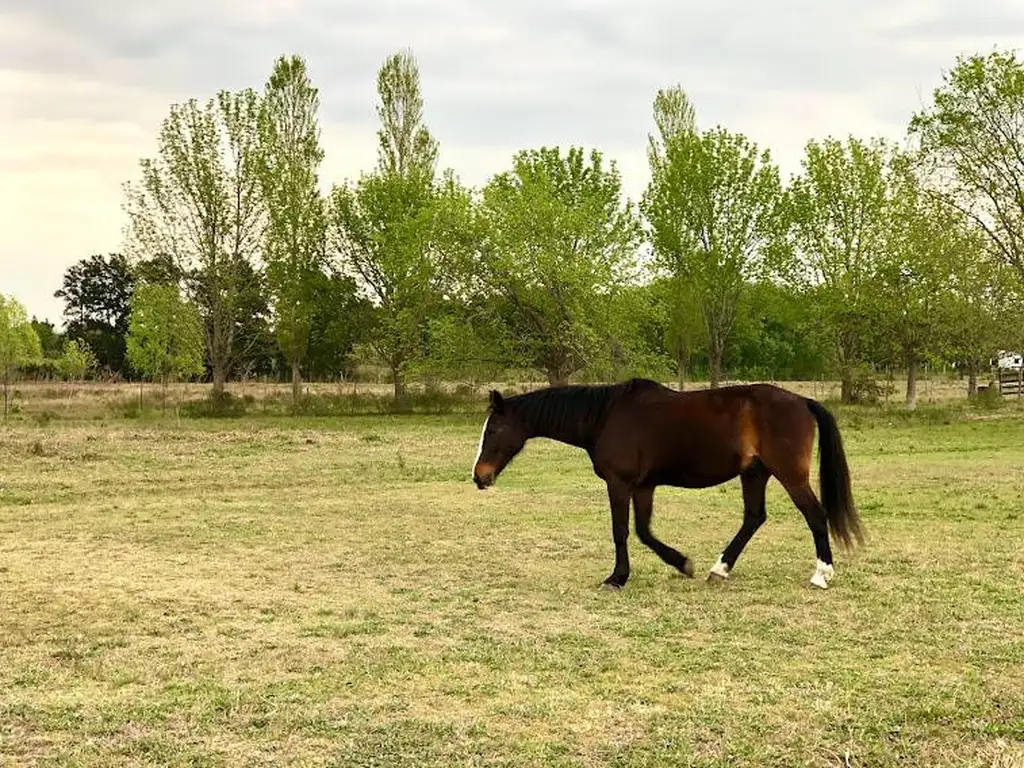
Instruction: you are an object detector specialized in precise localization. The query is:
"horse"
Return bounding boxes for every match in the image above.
[471,377,864,590]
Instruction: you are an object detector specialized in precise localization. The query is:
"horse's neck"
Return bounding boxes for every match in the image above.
[516,387,613,450]
[526,419,594,449]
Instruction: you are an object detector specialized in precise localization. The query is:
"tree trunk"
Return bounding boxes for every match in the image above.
[967,360,978,397]
[677,354,687,391]
[392,366,406,404]
[708,352,722,389]
[840,368,854,404]
[2,371,9,423]
[905,357,918,411]
[291,359,302,404]
[547,369,569,387]
[212,361,228,398]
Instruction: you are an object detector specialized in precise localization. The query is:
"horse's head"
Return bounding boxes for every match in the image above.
[472,390,527,489]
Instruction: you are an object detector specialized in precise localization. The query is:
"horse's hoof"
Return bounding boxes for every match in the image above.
[707,557,730,583]
[600,581,623,591]
[601,571,628,590]
[681,559,695,578]
[706,571,729,584]
[809,560,834,589]
[809,573,830,589]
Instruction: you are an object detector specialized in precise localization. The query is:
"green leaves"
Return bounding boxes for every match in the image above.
[54,253,135,375]
[126,284,205,385]
[375,49,439,182]
[1,294,44,420]
[257,54,328,398]
[642,122,783,385]
[781,136,900,400]
[94,44,1020,396]
[870,169,960,406]
[124,87,265,393]
[0,294,42,371]
[56,339,97,382]
[647,84,697,177]
[476,146,643,384]
[327,49,453,399]
[909,49,1024,281]
[783,136,893,290]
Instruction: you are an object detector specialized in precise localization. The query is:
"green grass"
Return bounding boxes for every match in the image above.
[1,405,1023,766]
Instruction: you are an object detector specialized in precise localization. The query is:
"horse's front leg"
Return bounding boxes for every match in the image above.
[602,480,632,589]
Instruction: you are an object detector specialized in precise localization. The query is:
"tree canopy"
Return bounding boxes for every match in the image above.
[9,44,1024,405]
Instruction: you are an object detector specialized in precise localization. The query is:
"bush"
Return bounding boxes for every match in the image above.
[973,383,1004,411]
[179,392,253,419]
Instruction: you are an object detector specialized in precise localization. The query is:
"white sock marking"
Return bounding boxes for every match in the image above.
[709,555,730,579]
[472,414,491,478]
[810,559,835,589]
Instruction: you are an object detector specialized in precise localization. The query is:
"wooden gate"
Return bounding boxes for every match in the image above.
[998,367,1023,397]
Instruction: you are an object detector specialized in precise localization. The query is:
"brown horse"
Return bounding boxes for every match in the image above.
[471,378,864,590]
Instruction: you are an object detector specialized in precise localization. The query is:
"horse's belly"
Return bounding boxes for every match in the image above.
[643,446,745,488]
[648,467,738,488]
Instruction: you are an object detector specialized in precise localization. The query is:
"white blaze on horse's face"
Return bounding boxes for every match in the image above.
[472,414,491,479]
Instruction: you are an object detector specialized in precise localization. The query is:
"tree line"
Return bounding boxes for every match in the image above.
[4,46,1024,409]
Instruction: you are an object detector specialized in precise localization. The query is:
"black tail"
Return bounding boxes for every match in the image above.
[805,399,865,550]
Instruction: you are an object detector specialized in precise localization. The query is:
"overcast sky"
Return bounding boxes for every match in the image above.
[2,0,1023,325]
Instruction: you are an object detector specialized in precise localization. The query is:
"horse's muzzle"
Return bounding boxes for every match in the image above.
[473,463,495,489]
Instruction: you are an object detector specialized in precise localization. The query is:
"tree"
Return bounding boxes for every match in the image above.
[54,253,135,376]
[30,318,63,359]
[133,253,183,287]
[0,294,43,422]
[57,339,97,382]
[230,259,278,382]
[642,126,783,387]
[474,146,643,385]
[124,88,266,398]
[643,85,704,388]
[257,54,328,403]
[328,49,447,402]
[375,49,439,181]
[646,84,698,177]
[908,49,1024,283]
[600,281,676,383]
[782,136,896,402]
[126,284,205,409]
[937,219,1018,395]
[304,268,375,382]
[417,300,511,389]
[726,280,828,382]
[872,166,958,409]
[646,274,705,388]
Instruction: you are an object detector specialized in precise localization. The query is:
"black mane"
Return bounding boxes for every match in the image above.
[505,378,665,449]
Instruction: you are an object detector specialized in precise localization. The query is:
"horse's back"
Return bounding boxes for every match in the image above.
[596,381,816,487]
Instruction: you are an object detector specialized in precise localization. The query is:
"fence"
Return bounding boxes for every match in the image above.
[998,367,1023,397]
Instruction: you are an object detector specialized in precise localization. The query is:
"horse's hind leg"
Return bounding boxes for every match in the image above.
[633,486,695,578]
[708,460,769,582]
[782,480,835,589]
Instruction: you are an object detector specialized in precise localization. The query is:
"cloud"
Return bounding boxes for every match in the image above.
[2,0,1023,324]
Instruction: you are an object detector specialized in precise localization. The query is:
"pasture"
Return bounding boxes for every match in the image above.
[1,385,1023,766]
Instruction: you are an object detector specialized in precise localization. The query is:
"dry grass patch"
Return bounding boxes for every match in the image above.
[1,412,1023,766]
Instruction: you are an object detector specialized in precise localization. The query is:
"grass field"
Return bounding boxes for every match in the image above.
[1,386,1023,766]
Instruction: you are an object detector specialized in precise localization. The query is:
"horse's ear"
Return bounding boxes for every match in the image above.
[489,390,504,413]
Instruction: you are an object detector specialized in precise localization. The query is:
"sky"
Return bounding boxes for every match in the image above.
[2,0,1023,326]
